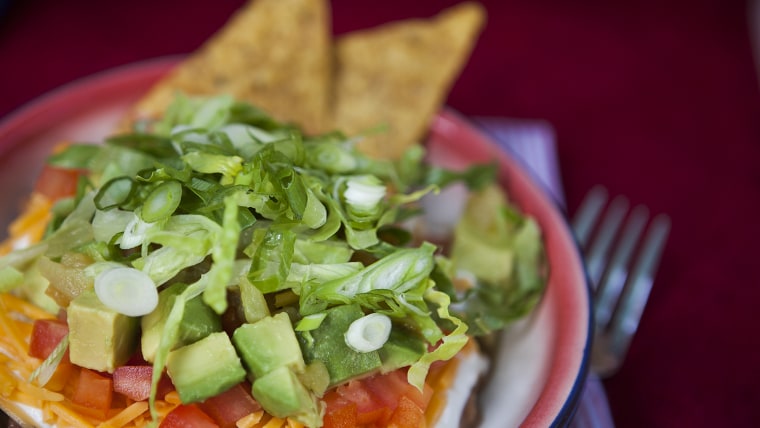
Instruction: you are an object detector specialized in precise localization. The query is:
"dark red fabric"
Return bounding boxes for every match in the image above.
[1,1,759,426]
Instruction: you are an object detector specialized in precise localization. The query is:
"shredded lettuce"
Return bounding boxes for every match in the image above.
[5,94,547,425]
[299,243,437,315]
[446,184,547,336]
[0,266,24,292]
[202,195,242,313]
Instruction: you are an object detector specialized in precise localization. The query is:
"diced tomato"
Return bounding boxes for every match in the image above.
[198,382,261,428]
[322,392,358,428]
[388,395,425,428]
[33,165,82,201]
[113,365,174,401]
[70,368,113,412]
[336,380,378,414]
[28,319,69,359]
[326,369,433,427]
[357,406,393,426]
[363,369,433,410]
[160,404,219,428]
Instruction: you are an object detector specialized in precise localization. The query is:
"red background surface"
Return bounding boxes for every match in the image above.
[1,0,759,427]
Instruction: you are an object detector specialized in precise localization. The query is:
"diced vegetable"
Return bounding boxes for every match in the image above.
[37,255,93,307]
[28,332,69,388]
[322,396,357,428]
[323,368,433,427]
[28,318,68,359]
[70,368,113,412]
[345,313,392,353]
[94,266,159,316]
[388,395,426,428]
[113,365,173,401]
[198,382,261,428]
[33,165,82,201]
[363,369,433,410]
[160,404,220,428]
[343,175,386,214]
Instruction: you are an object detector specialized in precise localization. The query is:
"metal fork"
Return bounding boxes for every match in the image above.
[572,186,671,378]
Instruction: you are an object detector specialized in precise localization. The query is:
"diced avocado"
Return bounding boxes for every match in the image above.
[18,260,59,315]
[232,312,305,378]
[298,361,330,397]
[166,331,247,404]
[68,289,139,373]
[297,304,382,386]
[378,327,427,373]
[252,365,322,428]
[238,276,270,323]
[450,184,516,285]
[141,282,222,362]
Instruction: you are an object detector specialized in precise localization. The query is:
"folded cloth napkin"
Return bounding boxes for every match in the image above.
[472,117,566,211]
[472,116,615,428]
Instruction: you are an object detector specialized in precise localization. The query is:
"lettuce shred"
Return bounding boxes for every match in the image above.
[1,94,547,418]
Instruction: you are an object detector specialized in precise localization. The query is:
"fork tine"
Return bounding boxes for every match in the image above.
[572,185,608,246]
[584,195,629,288]
[594,204,649,328]
[606,214,671,364]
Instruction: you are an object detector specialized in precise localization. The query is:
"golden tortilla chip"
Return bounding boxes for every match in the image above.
[331,2,486,159]
[122,0,332,135]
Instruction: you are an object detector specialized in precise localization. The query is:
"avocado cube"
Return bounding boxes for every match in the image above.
[166,332,247,404]
[232,312,305,379]
[378,327,427,373]
[141,282,222,363]
[252,366,321,427]
[68,289,139,373]
[297,304,382,386]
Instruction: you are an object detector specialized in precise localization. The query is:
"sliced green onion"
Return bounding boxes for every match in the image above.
[120,213,152,250]
[94,267,158,316]
[295,313,327,332]
[344,313,392,353]
[94,176,135,210]
[141,181,183,223]
[29,334,69,386]
[344,175,386,213]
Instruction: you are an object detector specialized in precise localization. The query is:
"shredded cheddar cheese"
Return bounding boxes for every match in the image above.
[97,401,149,428]
[237,411,265,428]
[0,192,53,256]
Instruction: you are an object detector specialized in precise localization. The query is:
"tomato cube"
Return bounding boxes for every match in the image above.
[71,368,113,412]
[160,404,219,428]
[113,365,174,402]
[34,166,82,201]
[198,382,261,428]
[29,319,68,359]
[388,395,425,428]
[322,393,358,428]
[364,369,433,410]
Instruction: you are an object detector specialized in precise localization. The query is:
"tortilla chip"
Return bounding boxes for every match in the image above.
[121,0,332,135]
[331,2,486,159]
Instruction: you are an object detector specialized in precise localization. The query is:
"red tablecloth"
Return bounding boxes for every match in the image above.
[2,1,759,427]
